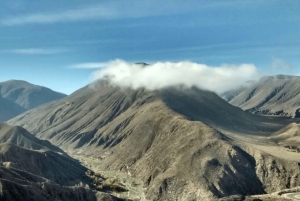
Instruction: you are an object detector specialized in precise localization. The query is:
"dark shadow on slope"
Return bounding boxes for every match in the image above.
[160,86,297,135]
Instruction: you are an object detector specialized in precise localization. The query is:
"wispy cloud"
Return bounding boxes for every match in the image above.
[3,48,67,55]
[130,42,252,55]
[71,62,107,69]
[1,5,114,26]
[0,0,262,26]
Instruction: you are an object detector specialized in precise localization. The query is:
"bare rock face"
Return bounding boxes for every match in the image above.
[222,75,300,118]
[250,148,300,192]
[0,80,66,121]
[8,81,300,200]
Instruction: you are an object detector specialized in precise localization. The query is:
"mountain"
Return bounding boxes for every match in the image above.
[0,97,26,122]
[0,80,67,121]
[222,75,300,117]
[0,123,125,201]
[8,81,300,200]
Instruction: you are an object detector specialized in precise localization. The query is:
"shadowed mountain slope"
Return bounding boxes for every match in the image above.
[0,123,89,187]
[0,144,124,201]
[0,80,66,121]
[0,123,125,201]
[0,143,88,186]
[222,75,300,117]
[8,81,300,200]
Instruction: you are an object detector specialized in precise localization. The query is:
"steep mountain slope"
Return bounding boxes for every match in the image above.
[0,80,66,121]
[8,81,300,200]
[222,75,300,117]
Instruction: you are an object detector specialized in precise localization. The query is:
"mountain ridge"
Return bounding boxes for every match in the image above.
[222,75,300,118]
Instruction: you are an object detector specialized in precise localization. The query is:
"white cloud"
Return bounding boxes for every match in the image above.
[4,48,66,55]
[92,59,260,94]
[71,62,107,69]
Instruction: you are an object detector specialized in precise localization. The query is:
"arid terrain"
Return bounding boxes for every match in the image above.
[6,79,300,200]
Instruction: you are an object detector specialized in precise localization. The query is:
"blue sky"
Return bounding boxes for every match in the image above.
[0,0,299,94]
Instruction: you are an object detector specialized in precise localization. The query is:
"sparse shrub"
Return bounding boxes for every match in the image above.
[95,185,103,191]
[103,177,129,192]
[131,180,139,187]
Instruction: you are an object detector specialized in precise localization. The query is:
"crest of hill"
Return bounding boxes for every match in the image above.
[222,75,300,117]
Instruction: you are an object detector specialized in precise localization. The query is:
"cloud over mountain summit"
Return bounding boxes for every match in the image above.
[92,59,259,93]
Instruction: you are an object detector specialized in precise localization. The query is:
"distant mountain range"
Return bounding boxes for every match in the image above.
[0,80,66,121]
[222,75,300,118]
